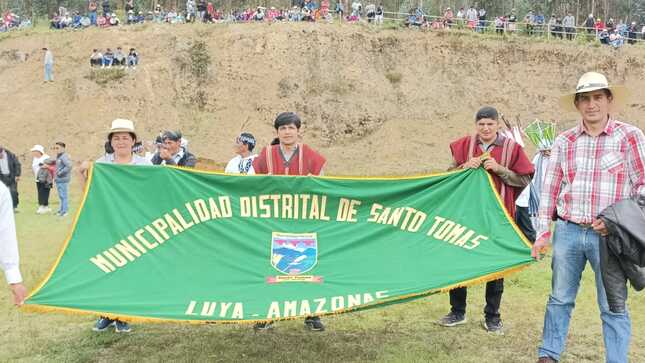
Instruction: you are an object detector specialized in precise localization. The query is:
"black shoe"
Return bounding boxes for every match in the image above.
[114,320,132,333]
[93,317,115,331]
[482,318,503,334]
[304,316,325,331]
[437,312,466,327]
[253,321,274,331]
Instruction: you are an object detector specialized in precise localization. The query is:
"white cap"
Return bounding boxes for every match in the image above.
[31,145,45,154]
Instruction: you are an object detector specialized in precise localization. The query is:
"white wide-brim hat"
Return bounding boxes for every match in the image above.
[108,118,137,140]
[30,144,45,154]
[559,72,628,112]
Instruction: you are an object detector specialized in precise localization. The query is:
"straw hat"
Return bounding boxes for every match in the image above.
[108,118,137,140]
[559,72,628,112]
[30,144,45,154]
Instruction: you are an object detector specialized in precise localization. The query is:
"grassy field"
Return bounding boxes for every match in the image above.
[1,179,643,362]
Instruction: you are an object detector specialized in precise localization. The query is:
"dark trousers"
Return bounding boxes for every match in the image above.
[449,279,504,320]
[515,206,536,243]
[0,175,18,208]
[36,182,51,206]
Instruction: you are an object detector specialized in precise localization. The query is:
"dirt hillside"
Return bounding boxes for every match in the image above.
[1,23,644,176]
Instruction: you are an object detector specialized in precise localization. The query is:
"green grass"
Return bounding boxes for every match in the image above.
[1,180,644,362]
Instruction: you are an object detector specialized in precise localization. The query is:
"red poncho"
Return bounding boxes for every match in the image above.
[450,134,534,216]
[253,144,326,176]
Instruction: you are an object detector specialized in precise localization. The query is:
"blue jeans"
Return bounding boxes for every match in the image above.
[538,220,631,363]
[55,181,69,214]
[44,63,53,81]
[89,11,97,25]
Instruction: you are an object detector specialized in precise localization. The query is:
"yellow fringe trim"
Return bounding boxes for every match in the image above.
[21,262,531,325]
[23,164,533,324]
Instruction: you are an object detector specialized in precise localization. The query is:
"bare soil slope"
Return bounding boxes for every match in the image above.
[1,23,644,175]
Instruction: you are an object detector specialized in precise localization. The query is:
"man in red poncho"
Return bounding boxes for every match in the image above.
[252,112,327,332]
[437,106,534,333]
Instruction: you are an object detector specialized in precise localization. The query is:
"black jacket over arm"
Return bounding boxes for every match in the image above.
[598,196,645,313]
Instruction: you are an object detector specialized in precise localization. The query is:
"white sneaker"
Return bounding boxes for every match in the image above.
[36,206,44,214]
[42,206,51,213]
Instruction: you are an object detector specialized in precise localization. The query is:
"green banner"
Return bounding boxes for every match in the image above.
[24,163,532,323]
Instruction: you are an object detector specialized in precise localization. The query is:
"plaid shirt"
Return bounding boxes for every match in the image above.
[536,119,645,239]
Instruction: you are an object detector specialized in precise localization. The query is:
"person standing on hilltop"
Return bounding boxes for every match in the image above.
[101,0,110,16]
[0,145,21,211]
[43,47,54,83]
[88,0,98,25]
[532,72,644,363]
[252,112,327,332]
[437,106,533,333]
[562,12,576,40]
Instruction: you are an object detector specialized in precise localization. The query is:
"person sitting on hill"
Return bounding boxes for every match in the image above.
[90,49,103,67]
[598,28,610,44]
[127,48,139,68]
[109,13,120,26]
[113,47,126,67]
[302,6,313,22]
[253,7,265,21]
[102,48,114,68]
[609,29,624,48]
[71,11,82,28]
[127,10,136,24]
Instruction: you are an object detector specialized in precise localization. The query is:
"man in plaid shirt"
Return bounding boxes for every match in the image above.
[533,72,645,363]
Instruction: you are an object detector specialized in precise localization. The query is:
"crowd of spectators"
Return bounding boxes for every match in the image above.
[3,2,645,47]
[0,10,31,32]
[400,6,645,46]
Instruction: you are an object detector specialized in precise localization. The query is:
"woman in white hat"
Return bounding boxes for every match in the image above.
[95,119,151,166]
[30,145,50,214]
[92,118,150,334]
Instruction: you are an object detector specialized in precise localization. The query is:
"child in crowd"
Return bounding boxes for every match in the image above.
[90,49,103,67]
[127,48,139,68]
[102,48,114,68]
[113,47,126,67]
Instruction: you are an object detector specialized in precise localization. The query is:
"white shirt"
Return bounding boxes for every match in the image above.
[516,153,548,208]
[44,50,54,65]
[32,154,50,179]
[466,8,478,21]
[0,183,22,284]
[96,153,153,165]
[225,154,256,174]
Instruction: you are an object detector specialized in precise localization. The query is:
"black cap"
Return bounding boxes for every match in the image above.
[475,106,499,122]
[161,130,182,142]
